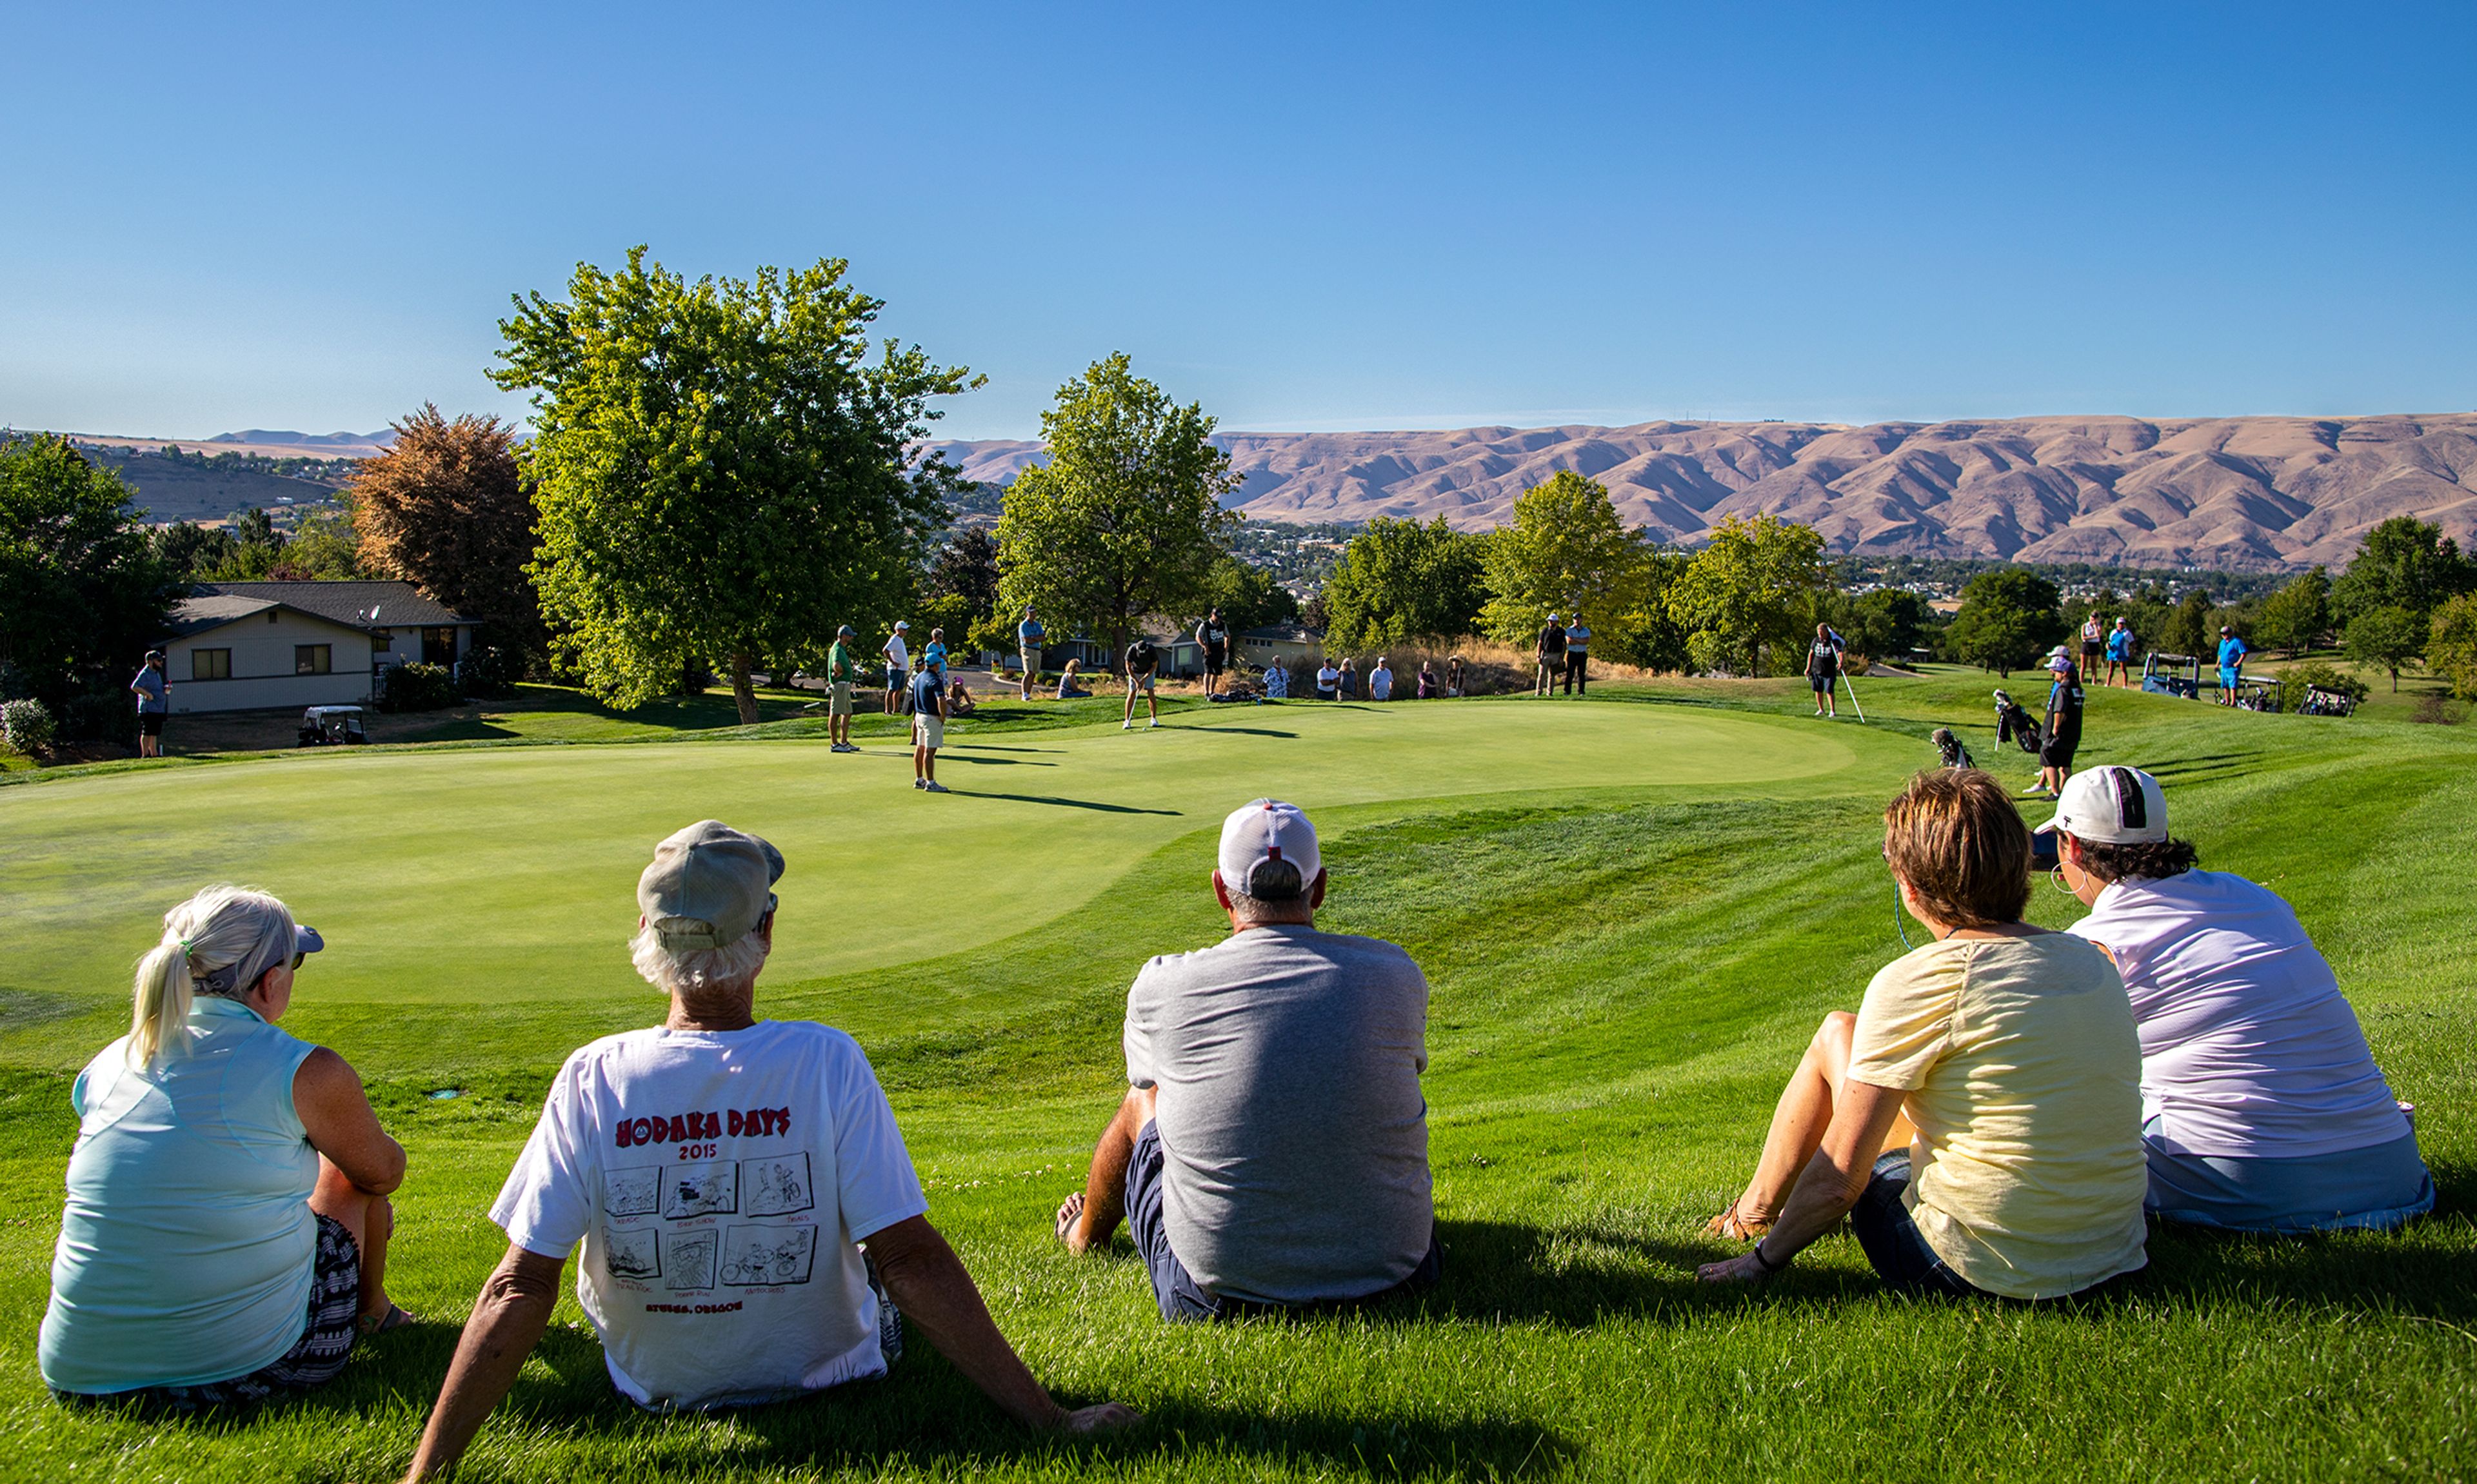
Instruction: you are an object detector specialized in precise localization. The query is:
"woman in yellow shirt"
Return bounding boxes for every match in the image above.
[1698,769,2148,1300]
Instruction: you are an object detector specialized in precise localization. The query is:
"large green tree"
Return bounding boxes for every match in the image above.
[1480,471,1654,648]
[1943,568,2065,676]
[2427,593,2477,702]
[495,248,975,721]
[1322,515,1487,650]
[2343,605,2425,693]
[1204,554,1299,637]
[995,353,1240,657]
[2332,516,2476,626]
[0,437,175,734]
[1662,513,1827,676]
[2254,566,2331,658]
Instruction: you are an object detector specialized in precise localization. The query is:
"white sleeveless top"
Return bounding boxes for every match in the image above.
[40,998,321,1393]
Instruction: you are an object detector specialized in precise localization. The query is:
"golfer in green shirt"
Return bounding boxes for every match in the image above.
[826,626,860,753]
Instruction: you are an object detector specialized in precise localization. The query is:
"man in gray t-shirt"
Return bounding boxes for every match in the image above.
[1054,800,1435,1318]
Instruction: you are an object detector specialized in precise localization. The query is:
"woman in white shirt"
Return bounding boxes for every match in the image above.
[2042,766,2432,1232]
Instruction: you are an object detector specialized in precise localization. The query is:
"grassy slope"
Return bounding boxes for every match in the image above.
[0,671,2468,1481]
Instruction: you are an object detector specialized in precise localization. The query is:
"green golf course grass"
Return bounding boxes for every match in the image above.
[1,672,2469,1482]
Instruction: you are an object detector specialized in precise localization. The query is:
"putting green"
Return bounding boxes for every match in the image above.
[0,700,1883,1037]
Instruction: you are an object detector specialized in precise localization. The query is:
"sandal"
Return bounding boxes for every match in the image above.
[1054,1191,1086,1248]
[357,1303,416,1337]
[1706,1198,1773,1243]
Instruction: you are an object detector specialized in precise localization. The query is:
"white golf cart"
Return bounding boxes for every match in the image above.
[297,705,370,747]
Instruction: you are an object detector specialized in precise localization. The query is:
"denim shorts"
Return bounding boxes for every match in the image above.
[2144,1118,2434,1233]
[1848,1152,1988,1298]
[1124,1120,1440,1322]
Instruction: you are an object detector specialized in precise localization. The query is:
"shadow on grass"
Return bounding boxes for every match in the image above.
[1177,726,1299,738]
[957,793,1184,816]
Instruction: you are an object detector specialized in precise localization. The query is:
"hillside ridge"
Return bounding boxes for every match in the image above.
[930,413,2477,570]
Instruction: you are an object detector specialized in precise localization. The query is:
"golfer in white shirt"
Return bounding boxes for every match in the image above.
[2041,767,2432,1232]
[402,822,1136,1479]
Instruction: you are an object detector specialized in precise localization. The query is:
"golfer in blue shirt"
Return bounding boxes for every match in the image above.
[2104,618,2136,688]
[2216,627,2248,706]
[1017,608,1046,700]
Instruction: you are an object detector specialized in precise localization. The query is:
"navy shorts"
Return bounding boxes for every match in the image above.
[55,1214,361,1412]
[1124,1120,1440,1322]
[1849,1152,1987,1298]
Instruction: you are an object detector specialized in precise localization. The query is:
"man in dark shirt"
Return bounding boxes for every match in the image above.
[1535,613,1566,697]
[911,661,950,793]
[1195,609,1231,698]
[1124,638,1162,731]
[2035,649,2085,797]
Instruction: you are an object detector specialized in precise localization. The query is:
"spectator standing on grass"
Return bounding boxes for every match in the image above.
[1263,660,1289,698]
[1563,615,1591,695]
[1055,658,1091,699]
[2104,617,2136,689]
[1314,659,1339,700]
[2041,767,2432,1232]
[1017,608,1045,700]
[1536,613,1566,696]
[2034,648,2084,797]
[921,628,949,677]
[912,660,950,791]
[1053,800,1437,1321]
[824,626,860,753]
[2216,626,2247,706]
[1698,769,2147,1301]
[1806,624,1842,718]
[41,886,412,1409]
[400,823,1137,1479]
[130,649,168,758]
[882,622,911,716]
[1338,658,1359,700]
[1446,655,1466,698]
[1369,657,1394,701]
[1196,608,1231,698]
[1416,660,1437,699]
[1124,637,1162,731]
[2082,611,2105,675]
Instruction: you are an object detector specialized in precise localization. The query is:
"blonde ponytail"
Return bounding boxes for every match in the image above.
[127,885,297,1068]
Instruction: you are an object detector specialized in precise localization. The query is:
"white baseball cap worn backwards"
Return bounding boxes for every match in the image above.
[639,819,784,951]
[1218,798,1321,897]
[2040,766,2169,845]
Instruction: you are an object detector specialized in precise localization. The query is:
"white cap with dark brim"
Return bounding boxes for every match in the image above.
[2038,766,2169,845]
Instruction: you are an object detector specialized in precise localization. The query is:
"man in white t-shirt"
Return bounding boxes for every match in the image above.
[1368,657,1393,702]
[2040,767,2432,1232]
[403,822,1135,1479]
[882,622,911,715]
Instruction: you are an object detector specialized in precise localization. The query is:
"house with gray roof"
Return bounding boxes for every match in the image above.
[156,580,477,713]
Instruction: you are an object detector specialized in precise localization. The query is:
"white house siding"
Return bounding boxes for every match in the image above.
[167,612,377,714]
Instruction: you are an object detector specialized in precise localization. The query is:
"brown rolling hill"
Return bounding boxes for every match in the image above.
[930,413,2477,570]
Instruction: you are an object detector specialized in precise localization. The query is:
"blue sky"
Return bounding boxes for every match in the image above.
[3,1,2471,440]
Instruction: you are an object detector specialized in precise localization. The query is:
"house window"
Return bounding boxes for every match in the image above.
[295,644,332,676]
[368,628,392,652]
[421,626,458,665]
[192,648,231,680]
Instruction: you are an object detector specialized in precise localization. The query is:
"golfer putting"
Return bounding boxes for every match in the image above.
[1124,637,1162,730]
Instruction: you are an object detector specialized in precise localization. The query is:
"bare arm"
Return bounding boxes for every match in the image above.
[402,1244,566,1481]
[294,1047,405,1195]
[863,1214,1138,1434]
[1700,1078,1909,1285]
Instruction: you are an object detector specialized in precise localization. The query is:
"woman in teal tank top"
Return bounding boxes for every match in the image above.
[40,885,414,1407]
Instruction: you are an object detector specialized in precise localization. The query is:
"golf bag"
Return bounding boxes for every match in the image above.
[1931,727,1975,771]
[1992,689,2044,755]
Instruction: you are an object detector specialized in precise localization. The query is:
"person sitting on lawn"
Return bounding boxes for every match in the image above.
[1055,658,1091,699]
[2043,766,2433,1232]
[1698,768,2149,1300]
[945,675,979,717]
[1053,799,1438,1320]
[41,886,411,1409]
[401,822,1137,1479]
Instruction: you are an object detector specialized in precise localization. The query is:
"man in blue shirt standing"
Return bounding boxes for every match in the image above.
[911,660,949,793]
[129,649,169,757]
[2104,618,2137,689]
[2216,626,2248,706]
[1017,608,1045,700]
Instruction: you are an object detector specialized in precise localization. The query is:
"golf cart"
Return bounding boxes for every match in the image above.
[2142,653,2203,699]
[2299,683,2360,718]
[2231,677,2283,712]
[297,706,370,747]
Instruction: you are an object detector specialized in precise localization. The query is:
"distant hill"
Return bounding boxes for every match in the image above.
[927,413,2477,571]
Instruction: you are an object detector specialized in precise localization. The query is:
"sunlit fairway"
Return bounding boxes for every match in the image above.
[1,675,2469,1482]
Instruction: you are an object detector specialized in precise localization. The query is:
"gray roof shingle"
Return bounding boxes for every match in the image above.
[196,580,470,629]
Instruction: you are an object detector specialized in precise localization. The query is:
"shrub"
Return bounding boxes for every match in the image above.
[456,646,520,700]
[2278,660,2368,716]
[1,697,55,755]
[379,662,461,713]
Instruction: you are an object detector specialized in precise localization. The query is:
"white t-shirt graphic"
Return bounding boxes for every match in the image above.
[492,1021,928,1410]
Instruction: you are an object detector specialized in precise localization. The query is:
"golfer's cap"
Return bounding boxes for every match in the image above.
[2047,652,2074,671]
[2040,766,2169,846]
[1218,798,1320,897]
[893,620,910,631]
[837,624,855,637]
[638,820,784,951]
[2220,625,2233,634]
